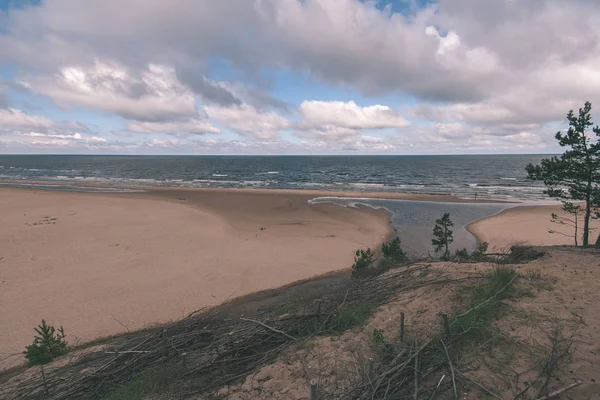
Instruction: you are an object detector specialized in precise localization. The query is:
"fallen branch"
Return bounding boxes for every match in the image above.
[104,351,151,354]
[454,275,517,320]
[455,369,502,399]
[534,380,582,400]
[239,318,297,342]
[413,344,419,400]
[440,340,458,400]
[428,375,445,400]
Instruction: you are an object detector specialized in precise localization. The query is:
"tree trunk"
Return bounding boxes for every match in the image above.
[444,227,449,259]
[583,200,591,246]
[595,231,600,248]
[574,212,579,247]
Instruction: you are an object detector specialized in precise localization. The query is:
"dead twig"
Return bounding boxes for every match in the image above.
[440,340,457,400]
[413,343,419,400]
[428,375,445,400]
[455,369,502,399]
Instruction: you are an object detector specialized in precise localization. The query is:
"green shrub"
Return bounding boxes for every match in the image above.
[24,320,68,366]
[471,242,489,261]
[352,248,374,276]
[381,237,406,262]
[453,248,469,262]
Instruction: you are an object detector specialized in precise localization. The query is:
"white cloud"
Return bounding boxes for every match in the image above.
[203,104,290,140]
[300,101,410,129]
[20,62,198,121]
[0,108,55,129]
[0,130,109,149]
[128,119,220,135]
[0,0,599,154]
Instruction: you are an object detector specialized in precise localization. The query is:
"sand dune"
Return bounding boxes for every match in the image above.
[0,188,391,369]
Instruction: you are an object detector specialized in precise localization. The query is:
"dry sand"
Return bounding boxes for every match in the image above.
[0,187,393,369]
[468,204,600,250]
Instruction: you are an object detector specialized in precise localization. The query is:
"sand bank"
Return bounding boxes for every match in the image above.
[468,204,600,250]
[0,187,391,369]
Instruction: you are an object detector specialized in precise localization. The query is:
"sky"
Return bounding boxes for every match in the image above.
[0,0,599,155]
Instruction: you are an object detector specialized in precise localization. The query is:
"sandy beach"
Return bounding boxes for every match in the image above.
[0,187,396,369]
[468,204,600,250]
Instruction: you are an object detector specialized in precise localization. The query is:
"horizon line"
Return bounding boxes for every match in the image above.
[0,153,560,157]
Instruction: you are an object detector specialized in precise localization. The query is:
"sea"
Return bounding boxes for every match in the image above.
[0,154,555,255]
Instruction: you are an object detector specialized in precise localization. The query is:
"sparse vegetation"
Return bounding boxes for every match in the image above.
[503,245,546,264]
[549,202,585,246]
[432,213,454,259]
[526,101,600,247]
[334,265,518,399]
[380,236,406,263]
[471,241,489,261]
[351,248,374,276]
[26,216,57,226]
[453,247,470,262]
[24,320,68,367]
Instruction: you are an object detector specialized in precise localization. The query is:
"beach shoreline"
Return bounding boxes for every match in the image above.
[0,179,513,203]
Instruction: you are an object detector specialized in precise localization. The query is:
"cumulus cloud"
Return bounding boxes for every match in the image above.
[300,101,410,129]
[19,62,198,121]
[0,108,55,129]
[175,70,242,107]
[203,104,290,140]
[0,131,109,150]
[128,119,220,135]
[3,0,588,103]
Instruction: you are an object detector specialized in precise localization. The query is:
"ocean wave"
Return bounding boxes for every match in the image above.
[348,183,387,189]
[257,171,280,175]
[212,174,228,177]
[500,177,518,181]
[474,185,545,193]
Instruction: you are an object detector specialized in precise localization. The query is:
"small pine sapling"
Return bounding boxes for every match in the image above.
[432,213,454,260]
[381,237,406,262]
[352,248,374,276]
[24,320,68,366]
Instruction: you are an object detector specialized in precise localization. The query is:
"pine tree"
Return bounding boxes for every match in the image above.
[526,102,600,247]
[24,320,68,366]
[432,213,454,260]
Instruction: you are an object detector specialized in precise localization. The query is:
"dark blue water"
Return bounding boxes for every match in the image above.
[0,154,549,200]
